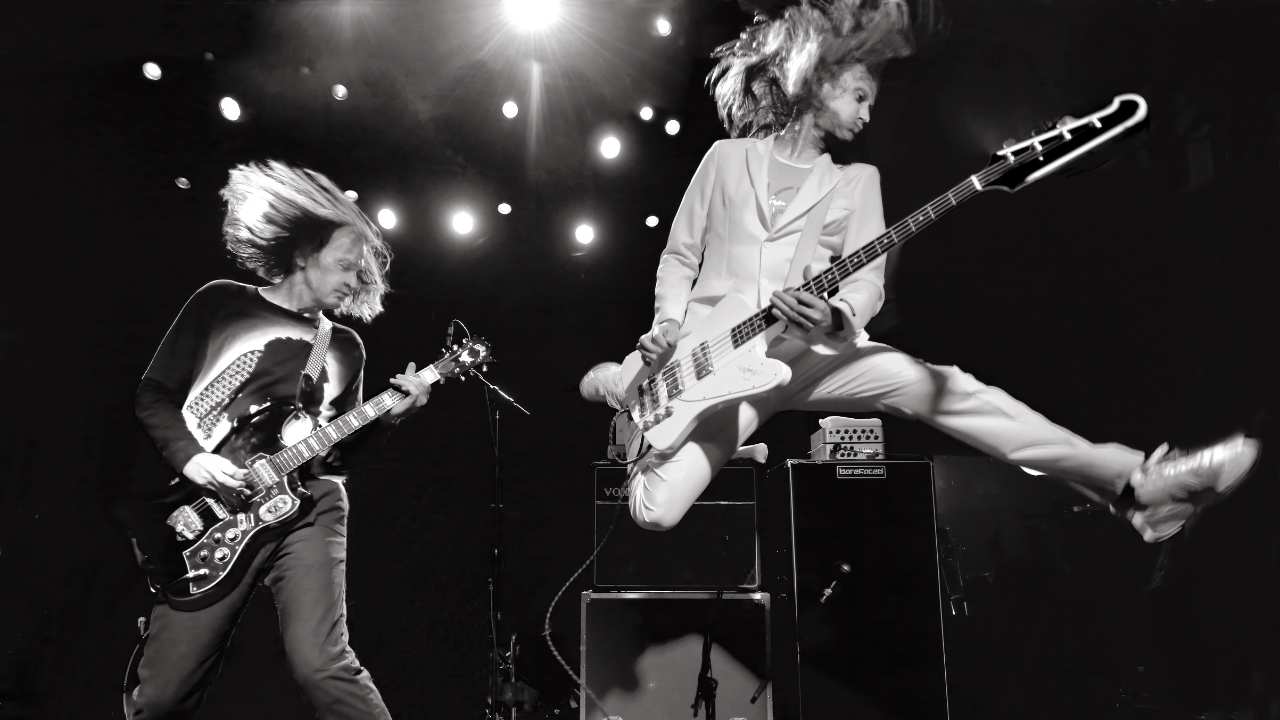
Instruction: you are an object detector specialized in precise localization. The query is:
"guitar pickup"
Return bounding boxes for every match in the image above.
[166,505,204,541]
[206,499,229,520]
[691,342,714,380]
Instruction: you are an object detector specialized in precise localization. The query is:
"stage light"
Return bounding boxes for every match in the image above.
[174,177,191,190]
[451,210,476,236]
[655,16,672,37]
[504,0,561,32]
[203,51,215,62]
[599,135,621,160]
[574,223,595,245]
[502,100,519,119]
[664,118,681,136]
[377,208,398,230]
[497,203,512,215]
[645,215,659,228]
[141,62,162,81]
[638,105,654,122]
[331,83,349,101]
[344,190,359,201]
[219,96,242,122]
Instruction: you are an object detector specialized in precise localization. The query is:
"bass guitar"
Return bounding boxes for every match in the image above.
[618,93,1148,454]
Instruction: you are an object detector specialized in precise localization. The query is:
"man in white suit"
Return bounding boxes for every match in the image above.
[582,0,1257,543]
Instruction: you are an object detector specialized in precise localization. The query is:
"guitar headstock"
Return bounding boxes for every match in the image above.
[435,337,492,379]
[980,93,1148,194]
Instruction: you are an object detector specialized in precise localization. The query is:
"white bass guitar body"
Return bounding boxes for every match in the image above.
[618,294,793,453]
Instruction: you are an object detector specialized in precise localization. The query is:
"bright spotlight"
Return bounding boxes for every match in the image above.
[664,118,681,136]
[331,83,349,101]
[141,62,162,81]
[502,100,519,119]
[645,215,659,228]
[599,135,621,160]
[174,177,191,190]
[451,210,476,236]
[219,96,242,122]
[497,203,512,215]
[638,105,654,122]
[655,16,672,37]
[343,189,359,201]
[377,208,398,230]
[574,223,595,245]
[504,0,561,31]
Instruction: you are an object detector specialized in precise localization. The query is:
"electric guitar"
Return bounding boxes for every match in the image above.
[122,337,490,611]
[618,93,1149,455]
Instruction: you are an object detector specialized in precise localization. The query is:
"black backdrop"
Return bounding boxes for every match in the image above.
[3,1,1279,717]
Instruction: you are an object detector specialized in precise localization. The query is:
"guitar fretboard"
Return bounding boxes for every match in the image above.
[728,176,984,348]
[265,364,444,478]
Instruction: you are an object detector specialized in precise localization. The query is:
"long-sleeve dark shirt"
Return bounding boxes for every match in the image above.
[135,280,365,481]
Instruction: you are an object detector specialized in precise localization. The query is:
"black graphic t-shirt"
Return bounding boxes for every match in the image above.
[135,279,365,481]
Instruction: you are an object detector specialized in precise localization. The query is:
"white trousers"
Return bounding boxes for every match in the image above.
[629,339,1146,530]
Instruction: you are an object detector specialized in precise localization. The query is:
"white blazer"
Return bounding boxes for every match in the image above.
[653,135,887,348]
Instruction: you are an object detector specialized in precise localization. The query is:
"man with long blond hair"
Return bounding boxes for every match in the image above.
[124,160,431,718]
[580,0,1259,544]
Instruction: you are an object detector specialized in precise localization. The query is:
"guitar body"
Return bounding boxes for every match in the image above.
[124,401,311,611]
[620,294,794,454]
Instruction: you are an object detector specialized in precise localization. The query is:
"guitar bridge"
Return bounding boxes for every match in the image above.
[166,505,204,541]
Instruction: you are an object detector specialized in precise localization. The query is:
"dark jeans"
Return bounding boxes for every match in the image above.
[125,480,390,719]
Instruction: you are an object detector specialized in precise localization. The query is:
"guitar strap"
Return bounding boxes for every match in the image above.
[295,313,333,407]
[784,182,840,289]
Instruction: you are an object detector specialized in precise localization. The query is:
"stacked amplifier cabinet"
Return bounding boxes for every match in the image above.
[760,458,950,720]
[592,461,760,589]
[579,591,772,720]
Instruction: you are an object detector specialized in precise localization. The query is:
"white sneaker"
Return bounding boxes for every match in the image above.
[578,362,625,410]
[1125,433,1260,542]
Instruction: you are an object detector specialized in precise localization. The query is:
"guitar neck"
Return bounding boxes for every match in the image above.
[729,172,993,347]
[268,363,444,476]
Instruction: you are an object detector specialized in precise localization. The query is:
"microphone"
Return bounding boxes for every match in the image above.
[444,320,454,349]
[819,561,852,604]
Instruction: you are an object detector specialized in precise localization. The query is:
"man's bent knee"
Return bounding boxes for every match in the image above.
[628,487,690,532]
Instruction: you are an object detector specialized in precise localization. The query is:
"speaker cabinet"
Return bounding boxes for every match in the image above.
[579,591,773,720]
[593,462,760,589]
[762,459,950,720]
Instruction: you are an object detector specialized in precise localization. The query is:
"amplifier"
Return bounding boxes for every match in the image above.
[580,591,772,720]
[808,416,885,460]
[760,458,950,720]
[592,462,759,589]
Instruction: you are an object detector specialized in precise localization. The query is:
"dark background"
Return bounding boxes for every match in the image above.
[3,0,1278,718]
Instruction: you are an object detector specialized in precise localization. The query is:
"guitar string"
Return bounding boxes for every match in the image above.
[636,121,1109,409]
[183,353,476,514]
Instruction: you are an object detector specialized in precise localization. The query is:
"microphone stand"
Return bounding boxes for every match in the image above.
[472,368,533,720]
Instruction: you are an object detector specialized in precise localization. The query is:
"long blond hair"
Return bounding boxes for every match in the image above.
[220,160,391,322]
